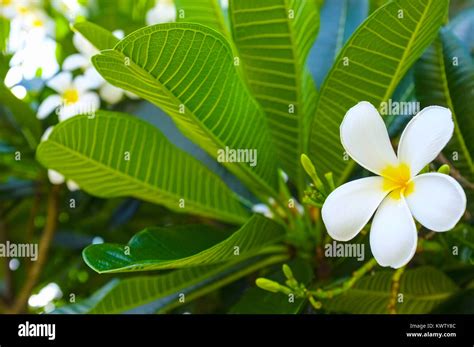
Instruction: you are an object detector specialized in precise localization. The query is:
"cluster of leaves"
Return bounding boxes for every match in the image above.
[1,0,473,314]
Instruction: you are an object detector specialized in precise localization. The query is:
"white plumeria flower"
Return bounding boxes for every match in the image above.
[322,102,466,269]
[9,37,59,80]
[37,71,99,121]
[146,0,176,25]
[7,6,54,53]
[52,0,87,20]
[63,31,138,104]
[42,127,79,191]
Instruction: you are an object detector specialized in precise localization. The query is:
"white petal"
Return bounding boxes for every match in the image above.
[251,204,273,218]
[46,72,72,93]
[74,75,95,93]
[73,32,98,58]
[146,3,176,25]
[398,106,454,176]
[58,92,100,122]
[84,67,105,89]
[41,126,54,142]
[370,195,417,268]
[48,170,65,185]
[37,95,62,119]
[112,30,124,39]
[63,53,89,71]
[405,173,466,232]
[66,180,80,192]
[100,83,124,104]
[340,101,398,175]
[322,176,387,242]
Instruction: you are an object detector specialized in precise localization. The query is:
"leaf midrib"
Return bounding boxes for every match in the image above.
[44,138,247,224]
[104,40,278,199]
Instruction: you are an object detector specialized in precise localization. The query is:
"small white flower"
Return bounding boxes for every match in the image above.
[37,71,99,121]
[7,6,55,53]
[52,0,87,20]
[43,129,80,191]
[322,102,466,269]
[252,203,273,219]
[63,31,137,104]
[146,0,176,25]
[9,37,59,80]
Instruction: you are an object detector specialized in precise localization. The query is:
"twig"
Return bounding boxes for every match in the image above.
[437,153,474,190]
[308,258,378,299]
[388,267,405,314]
[0,220,13,305]
[9,185,60,314]
[25,186,42,272]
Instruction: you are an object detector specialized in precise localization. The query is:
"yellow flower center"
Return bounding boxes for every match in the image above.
[32,18,44,27]
[1,0,12,5]
[63,89,79,105]
[381,163,415,200]
[17,5,28,14]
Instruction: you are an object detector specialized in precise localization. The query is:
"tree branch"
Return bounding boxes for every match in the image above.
[9,185,61,314]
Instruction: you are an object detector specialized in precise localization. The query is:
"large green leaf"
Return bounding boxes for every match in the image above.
[53,254,288,314]
[229,0,319,192]
[92,23,279,199]
[309,0,448,183]
[415,29,474,183]
[83,214,285,273]
[36,111,250,224]
[324,267,458,314]
[309,0,369,86]
[72,20,119,50]
[175,0,230,38]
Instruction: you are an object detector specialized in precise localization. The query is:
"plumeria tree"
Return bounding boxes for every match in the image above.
[0,0,473,314]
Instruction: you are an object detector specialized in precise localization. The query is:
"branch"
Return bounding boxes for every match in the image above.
[308,258,378,300]
[437,153,474,190]
[0,220,13,306]
[9,185,61,314]
[388,267,405,314]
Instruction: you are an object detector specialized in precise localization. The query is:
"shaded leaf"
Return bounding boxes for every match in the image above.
[415,29,474,183]
[324,267,458,314]
[53,254,288,314]
[83,214,285,273]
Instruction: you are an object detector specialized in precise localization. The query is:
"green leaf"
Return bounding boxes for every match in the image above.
[0,16,9,53]
[92,23,279,199]
[447,7,474,56]
[309,0,448,184]
[36,111,250,224]
[415,29,474,183]
[230,258,313,313]
[175,0,230,38]
[309,0,369,86]
[324,267,458,314]
[229,0,319,192]
[53,254,289,314]
[72,20,119,50]
[83,214,285,273]
[0,83,41,149]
